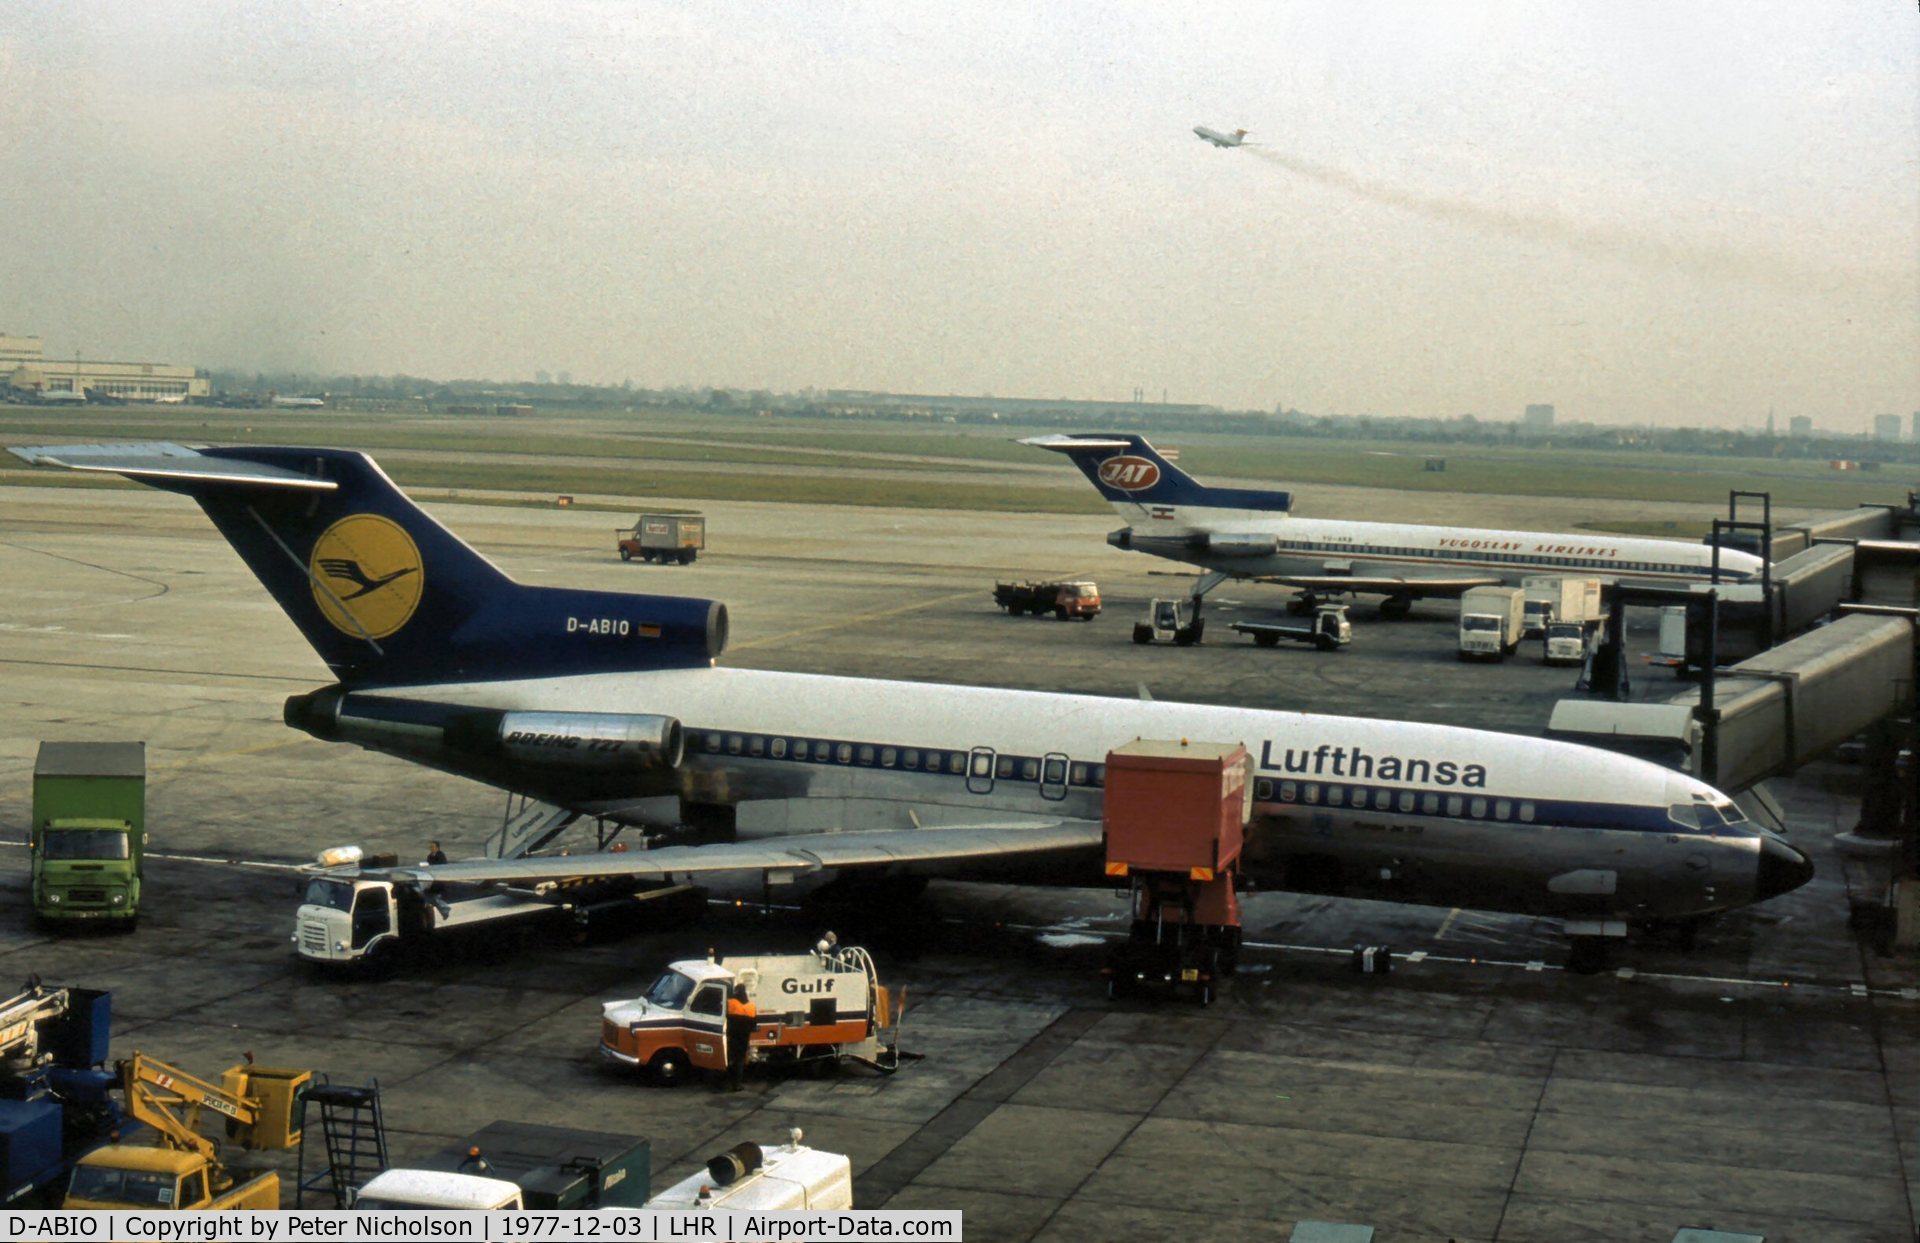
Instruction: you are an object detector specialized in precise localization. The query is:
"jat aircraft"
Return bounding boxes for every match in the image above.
[11,443,1809,958]
[1024,433,1764,616]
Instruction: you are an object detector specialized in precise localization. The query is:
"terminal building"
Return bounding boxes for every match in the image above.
[2,333,210,402]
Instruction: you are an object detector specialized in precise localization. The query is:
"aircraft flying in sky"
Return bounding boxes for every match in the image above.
[11,442,1810,955]
[1023,434,1764,617]
[1192,125,1253,148]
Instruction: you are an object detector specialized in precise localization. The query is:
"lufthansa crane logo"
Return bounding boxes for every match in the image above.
[1097,456,1161,492]
[308,514,424,639]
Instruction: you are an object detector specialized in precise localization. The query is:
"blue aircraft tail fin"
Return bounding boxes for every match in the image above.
[10,443,726,687]
[1019,433,1293,512]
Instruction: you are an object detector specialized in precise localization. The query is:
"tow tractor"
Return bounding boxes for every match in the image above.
[1132,597,1206,646]
[600,936,907,1086]
[64,1052,310,1210]
[1229,603,1351,651]
[1101,741,1250,1005]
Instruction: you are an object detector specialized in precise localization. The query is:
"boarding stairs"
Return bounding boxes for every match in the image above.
[296,1076,390,1207]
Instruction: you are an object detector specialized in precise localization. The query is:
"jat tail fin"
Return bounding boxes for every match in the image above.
[10,443,726,687]
[1019,433,1293,514]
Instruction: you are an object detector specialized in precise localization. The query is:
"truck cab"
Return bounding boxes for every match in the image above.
[294,876,408,965]
[1544,619,1595,666]
[354,1169,525,1211]
[602,942,895,1085]
[32,818,140,928]
[65,1146,277,1211]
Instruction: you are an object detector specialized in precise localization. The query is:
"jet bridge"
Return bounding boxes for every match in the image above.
[1553,612,1915,793]
[1752,501,1913,562]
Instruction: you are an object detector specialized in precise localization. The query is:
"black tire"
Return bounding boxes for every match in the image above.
[1380,597,1412,621]
[1174,629,1197,647]
[1254,632,1280,648]
[619,547,632,562]
[1132,625,1151,645]
[1054,606,1068,620]
[646,1048,692,1087]
[1316,635,1337,652]
[680,550,696,565]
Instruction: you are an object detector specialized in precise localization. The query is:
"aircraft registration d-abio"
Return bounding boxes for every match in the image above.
[1024,433,1765,617]
[10,443,1810,956]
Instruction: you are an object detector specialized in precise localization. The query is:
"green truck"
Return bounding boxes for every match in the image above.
[31,742,146,930]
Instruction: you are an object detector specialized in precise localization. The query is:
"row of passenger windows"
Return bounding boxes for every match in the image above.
[697,734,1709,832]
[1276,541,1696,577]
[1252,777,1538,823]
[697,731,1108,788]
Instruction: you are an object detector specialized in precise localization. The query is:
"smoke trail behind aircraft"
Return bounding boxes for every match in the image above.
[1246,147,1893,295]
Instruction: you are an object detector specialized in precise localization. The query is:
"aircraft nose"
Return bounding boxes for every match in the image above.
[1755,836,1814,901]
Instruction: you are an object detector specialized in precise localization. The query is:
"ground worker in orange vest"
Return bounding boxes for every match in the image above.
[725,983,757,1091]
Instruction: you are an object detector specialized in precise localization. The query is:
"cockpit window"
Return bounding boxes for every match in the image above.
[1667,803,1701,830]
[1716,801,1747,825]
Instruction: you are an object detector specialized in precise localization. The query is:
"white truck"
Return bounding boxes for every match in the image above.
[600,937,904,1085]
[1457,586,1526,660]
[355,1131,851,1214]
[1521,576,1603,639]
[293,863,698,971]
[1650,604,1691,671]
[645,1131,852,1212]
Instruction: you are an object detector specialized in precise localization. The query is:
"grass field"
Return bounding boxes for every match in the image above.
[1,406,1904,516]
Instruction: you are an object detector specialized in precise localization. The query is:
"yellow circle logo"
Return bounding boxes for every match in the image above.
[308,514,424,640]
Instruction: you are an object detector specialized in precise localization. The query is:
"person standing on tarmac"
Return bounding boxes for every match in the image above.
[425,841,448,865]
[725,983,757,1091]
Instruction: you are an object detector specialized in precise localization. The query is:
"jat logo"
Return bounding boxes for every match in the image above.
[309,514,424,639]
[1097,456,1161,492]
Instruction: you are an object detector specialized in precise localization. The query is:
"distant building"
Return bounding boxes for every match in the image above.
[2,332,209,401]
[1789,415,1813,438]
[1911,412,1920,442]
[1522,403,1555,433]
[1874,414,1901,442]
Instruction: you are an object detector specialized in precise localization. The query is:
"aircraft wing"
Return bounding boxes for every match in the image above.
[1257,573,1505,596]
[369,820,1103,888]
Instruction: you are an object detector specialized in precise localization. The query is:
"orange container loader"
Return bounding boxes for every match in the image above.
[1102,740,1251,1005]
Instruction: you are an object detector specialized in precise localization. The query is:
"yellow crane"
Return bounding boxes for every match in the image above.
[63,1052,309,1210]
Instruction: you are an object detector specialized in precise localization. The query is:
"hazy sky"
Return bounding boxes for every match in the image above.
[3,1,1915,428]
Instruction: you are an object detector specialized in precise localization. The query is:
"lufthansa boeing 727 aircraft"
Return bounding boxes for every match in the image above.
[1025,433,1764,617]
[11,443,1809,964]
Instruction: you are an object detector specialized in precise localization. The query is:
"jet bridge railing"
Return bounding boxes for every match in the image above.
[1557,613,1914,791]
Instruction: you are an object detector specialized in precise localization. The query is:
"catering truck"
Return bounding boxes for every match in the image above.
[1457,587,1526,660]
[1520,576,1603,639]
[293,865,697,971]
[31,742,146,930]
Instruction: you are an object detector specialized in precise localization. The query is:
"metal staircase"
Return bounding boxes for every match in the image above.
[297,1076,389,1207]
[486,795,580,860]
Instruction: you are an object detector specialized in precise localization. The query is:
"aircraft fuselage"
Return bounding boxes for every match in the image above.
[291,665,1809,925]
